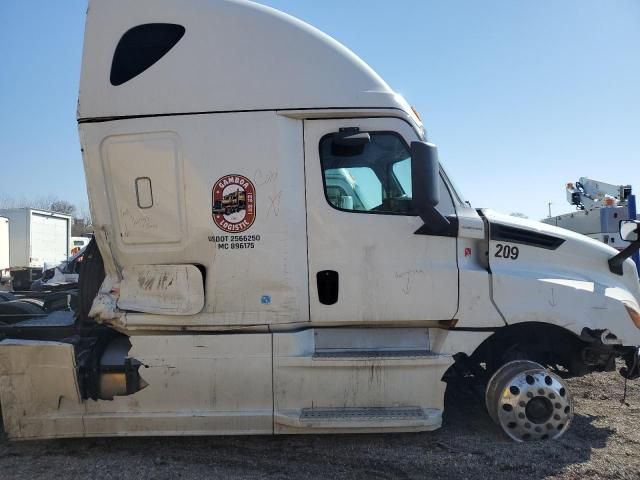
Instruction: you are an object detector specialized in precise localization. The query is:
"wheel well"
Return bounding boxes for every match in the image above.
[452,323,589,382]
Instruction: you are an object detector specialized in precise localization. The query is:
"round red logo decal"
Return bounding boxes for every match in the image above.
[212,175,256,233]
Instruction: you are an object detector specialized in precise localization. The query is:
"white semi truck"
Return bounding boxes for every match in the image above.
[0,208,72,290]
[1,0,640,443]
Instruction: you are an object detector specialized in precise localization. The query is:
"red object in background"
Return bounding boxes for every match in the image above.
[464,248,472,257]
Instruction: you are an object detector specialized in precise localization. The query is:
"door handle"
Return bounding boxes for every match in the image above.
[317,270,339,305]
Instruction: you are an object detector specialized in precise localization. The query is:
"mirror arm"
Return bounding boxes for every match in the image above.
[414,206,451,234]
[608,240,640,275]
[414,213,457,237]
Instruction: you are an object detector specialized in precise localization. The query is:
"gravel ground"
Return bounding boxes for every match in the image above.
[0,369,638,480]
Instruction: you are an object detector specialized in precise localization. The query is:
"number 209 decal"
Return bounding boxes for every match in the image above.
[495,244,520,260]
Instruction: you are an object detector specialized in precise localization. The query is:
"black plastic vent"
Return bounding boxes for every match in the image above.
[110,23,185,86]
[490,223,565,250]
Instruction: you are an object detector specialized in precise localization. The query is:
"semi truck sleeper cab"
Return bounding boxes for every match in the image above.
[1,0,639,443]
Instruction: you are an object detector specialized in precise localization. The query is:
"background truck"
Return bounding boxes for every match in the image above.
[542,177,639,268]
[0,0,639,444]
[70,236,91,256]
[0,208,72,290]
[0,216,9,282]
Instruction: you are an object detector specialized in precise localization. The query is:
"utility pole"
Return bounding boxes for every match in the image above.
[547,202,552,218]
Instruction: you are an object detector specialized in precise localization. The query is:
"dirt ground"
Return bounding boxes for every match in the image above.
[0,369,638,480]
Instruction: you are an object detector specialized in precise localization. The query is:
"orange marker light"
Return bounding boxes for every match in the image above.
[625,305,640,329]
[411,106,422,121]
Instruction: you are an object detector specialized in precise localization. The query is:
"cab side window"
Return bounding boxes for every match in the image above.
[111,23,186,86]
[319,131,455,216]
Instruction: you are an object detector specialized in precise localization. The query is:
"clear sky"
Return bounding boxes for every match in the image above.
[1,0,638,220]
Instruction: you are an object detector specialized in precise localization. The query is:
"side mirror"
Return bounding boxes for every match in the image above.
[609,219,640,274]
[411,141,440,207]
[620,220,640,242]
[411,141,451,233]
[340,195,354,210]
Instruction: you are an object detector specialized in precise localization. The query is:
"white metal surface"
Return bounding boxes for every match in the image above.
[0,340,81,439]
[30,212,69,267]
[78,0,412,120]
[0,208,71,269]
[81,111,310,326]
[117,264,205,315]
[304,118,459,324]
[276,407,442,433]
[544,209,603,235]
[0,335,273,439]
[273,329,451,435]
[486,210,640,346]
[102,133,185,246]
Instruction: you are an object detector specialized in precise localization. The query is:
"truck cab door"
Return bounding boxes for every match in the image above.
[304,118,459,324]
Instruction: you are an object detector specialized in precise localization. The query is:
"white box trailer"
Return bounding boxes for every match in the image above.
[0,216,9,280]
[0,208,72,290]
[0,0,640,443]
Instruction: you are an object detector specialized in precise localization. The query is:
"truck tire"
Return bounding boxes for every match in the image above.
[0,300,46,324]
[78,238,105,324]
[485,360,573,442]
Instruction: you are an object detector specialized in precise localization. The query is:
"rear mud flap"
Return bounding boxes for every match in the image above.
[621,347,640,380]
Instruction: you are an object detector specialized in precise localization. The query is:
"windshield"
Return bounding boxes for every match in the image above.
[412,116,467,207]
[439,163,468,207]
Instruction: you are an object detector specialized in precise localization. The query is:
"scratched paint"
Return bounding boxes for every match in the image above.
[118,265,204,315]
[394,270,426,295]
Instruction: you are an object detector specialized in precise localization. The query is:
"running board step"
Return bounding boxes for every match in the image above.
[313,350,437,359]
[275,407,442,432]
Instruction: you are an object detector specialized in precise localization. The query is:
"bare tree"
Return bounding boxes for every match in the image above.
[72,209,94,236]
[0,194,68,212]
[0,193,28,210]
[0,195,93,236]
[50,199,77,216]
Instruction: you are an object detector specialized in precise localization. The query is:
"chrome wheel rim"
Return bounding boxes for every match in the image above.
[486,360,573,442]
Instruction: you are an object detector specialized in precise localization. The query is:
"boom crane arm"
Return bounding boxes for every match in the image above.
[567,177,632,211]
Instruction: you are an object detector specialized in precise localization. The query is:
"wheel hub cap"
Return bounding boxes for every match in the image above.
[486,360,573,442]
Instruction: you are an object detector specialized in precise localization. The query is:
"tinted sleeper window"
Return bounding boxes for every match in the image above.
[110,23,186,86]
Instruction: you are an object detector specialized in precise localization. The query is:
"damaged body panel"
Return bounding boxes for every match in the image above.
[0,334,272,439]
[2,0,640,442]
[117,265,204,316]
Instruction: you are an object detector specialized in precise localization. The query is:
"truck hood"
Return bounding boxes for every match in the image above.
[483,209,640,307]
